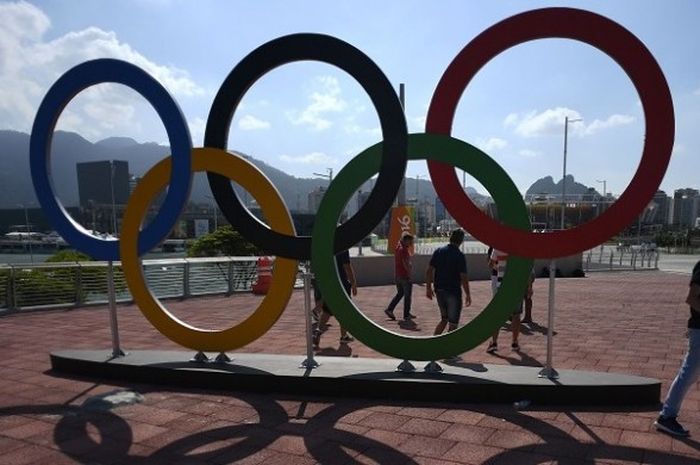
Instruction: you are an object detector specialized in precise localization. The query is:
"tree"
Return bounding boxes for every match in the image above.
[11,249,124,308]
[187,226,259,257]
[45,250,92,263]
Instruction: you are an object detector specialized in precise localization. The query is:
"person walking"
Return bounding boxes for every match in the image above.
[426,229,471,336]
[521,267,536,325]
[654,259,700,437]
[385,232,415,321]
[312,249,358,347]
[486,247,522,353]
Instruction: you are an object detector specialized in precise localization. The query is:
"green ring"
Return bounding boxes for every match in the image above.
[311,133,533,360]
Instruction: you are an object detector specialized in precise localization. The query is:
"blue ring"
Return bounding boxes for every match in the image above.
[30,59,192,260]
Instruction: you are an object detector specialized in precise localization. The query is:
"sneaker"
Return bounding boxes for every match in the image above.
[511,341,520,351]
[487,342,498,354]
[654,416,690,437]
[312,330,321,347]
[339,334,354,343]
[521,318,533,325]
[384,309,396,320]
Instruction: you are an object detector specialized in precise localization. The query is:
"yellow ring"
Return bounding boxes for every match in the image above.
[120,147,298,351]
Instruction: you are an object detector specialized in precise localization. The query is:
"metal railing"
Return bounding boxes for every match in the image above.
[0,257,292,312]
[584,247,659,272]
[372,238,487,255]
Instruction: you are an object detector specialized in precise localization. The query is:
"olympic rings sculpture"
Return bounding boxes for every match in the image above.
[30,8,673,360]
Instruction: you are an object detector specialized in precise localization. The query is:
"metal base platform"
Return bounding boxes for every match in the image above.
[50,350,660,406]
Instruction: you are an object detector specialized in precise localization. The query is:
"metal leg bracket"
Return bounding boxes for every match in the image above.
[191,351,210,363]
[396,360,416,373]
[423,361,443,373]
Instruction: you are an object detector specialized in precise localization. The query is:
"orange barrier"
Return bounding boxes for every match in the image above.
[252,256,273,295]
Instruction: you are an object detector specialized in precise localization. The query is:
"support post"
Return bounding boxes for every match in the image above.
[75,263,83,306]
[107,260,125,357]
[183,260,190,298]
[227,260,235,294]
[539,259,559,379]
[8,266,16,311]
[300,262,319,369]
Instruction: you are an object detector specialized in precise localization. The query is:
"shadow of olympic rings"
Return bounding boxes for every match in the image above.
[1,393,700,465]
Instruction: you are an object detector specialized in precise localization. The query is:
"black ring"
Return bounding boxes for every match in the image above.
[205,33,407,260]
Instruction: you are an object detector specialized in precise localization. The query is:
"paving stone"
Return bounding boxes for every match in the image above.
[0,272,698,464]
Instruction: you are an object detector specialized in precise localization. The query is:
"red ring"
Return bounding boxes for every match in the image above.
[426,8,674,258]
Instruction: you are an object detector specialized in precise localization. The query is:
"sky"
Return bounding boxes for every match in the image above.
[1,0,699,198]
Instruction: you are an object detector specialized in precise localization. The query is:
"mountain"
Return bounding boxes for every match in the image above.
[526,174,596,196]
[0,130,492,211]
[95,137,139,149]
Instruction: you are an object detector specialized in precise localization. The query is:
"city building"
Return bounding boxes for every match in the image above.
[307,186,326,214]
[356,189,370,213]
[76,160,129,208]
[435,197,446,222]
[672,188,700,227]
[648,190,671,225]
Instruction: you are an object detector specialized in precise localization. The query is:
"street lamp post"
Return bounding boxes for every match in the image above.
[88,199,97,234]
[561,116,583,230]
[596,179,607,200]
[539,115,582,380]
[312,168,333,183]
[397,82,406,206]
[596,179,607,217]
[18,204,33,263]
[205,195,218,231]
[109,161,117,235]
[415,174,423,201]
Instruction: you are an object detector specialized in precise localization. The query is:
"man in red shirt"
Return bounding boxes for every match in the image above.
[385,232,415,321]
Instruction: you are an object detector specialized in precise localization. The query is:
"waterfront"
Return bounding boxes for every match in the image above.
[0,251,187,265]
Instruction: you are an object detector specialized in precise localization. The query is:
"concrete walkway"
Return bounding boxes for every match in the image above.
[1,271,699,464]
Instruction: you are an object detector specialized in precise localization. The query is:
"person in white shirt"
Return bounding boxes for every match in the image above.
[486,248,522,353]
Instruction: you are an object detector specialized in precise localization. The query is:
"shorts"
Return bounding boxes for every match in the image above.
[436,290,462,325]
[495,277,523,315]
[313,280,351,315]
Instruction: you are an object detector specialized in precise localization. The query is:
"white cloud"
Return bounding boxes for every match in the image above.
[673,143,686,156]
[476,137,508,152]
[409,115,426,132]
[345,123,380,137]
[187,116,206,144]
[504,107,635,138]
[504,107,583,137]
[279,152,337,165]
[583,114,635,135]
[0,1,203,139]
[238,114,270,131]
[518,149,540,158]
[84,101,136,130]
[288,75,346,131]
[503,113,519,127]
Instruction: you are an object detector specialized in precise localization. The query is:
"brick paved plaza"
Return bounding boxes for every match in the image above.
[1,271,699,464]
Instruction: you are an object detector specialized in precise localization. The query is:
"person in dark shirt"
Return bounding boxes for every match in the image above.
[425,229,471,335]
[312,249,357,347]
[655,260,700,437]
[385,232,415,321]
